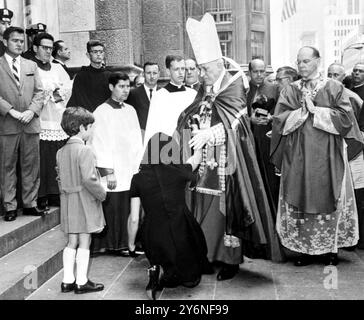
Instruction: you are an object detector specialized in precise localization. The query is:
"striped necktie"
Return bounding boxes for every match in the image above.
[12,58,20,87]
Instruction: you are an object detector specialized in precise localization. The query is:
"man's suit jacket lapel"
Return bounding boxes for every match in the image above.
[0,56,19,89]
[138,85,150,107]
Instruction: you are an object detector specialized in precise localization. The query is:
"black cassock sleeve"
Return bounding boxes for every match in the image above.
[129,174,140,198]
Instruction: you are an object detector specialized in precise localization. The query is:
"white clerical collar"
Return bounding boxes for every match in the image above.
[212,68,226,93]
[354,83,364,89]
[169,81,184,89]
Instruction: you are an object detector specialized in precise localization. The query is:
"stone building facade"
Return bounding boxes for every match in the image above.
[2,0,271,76]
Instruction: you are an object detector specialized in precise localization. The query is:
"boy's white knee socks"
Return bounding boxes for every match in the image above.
[76,248,90,286]
[62,247,76,284]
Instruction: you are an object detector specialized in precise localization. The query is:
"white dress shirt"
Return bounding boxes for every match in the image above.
[144,84,157,101]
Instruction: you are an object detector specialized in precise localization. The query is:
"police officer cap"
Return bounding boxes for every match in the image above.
[26,23,47,36]
[0,8,14,22]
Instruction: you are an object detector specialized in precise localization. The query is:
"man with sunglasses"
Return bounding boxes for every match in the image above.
[271,46,364,267]
[67,40,111,113]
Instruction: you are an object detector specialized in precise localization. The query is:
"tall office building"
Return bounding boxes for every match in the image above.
[185,0,272,65]
[271,0,363,74]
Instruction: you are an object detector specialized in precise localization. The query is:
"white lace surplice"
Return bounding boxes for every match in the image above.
[39,63,73,141]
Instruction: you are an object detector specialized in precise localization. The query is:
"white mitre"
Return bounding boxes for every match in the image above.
[186,13,222,65]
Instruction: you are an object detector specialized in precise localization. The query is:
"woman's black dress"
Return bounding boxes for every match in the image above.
[130,163,208,286]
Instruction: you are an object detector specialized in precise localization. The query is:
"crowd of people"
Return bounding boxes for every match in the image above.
[1,9,364,299]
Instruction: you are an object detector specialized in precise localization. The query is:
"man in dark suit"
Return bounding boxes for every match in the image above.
[0,8,13,57]
[126,62,160,137]
[52,40,73,79]
[0,27,45,221]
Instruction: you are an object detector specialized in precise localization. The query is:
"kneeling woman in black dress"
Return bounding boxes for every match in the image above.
[129,133,208,299]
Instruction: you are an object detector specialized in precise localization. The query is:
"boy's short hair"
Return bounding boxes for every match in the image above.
[87,40,104,53]
[61,107,95,137]
[108,72,130,86]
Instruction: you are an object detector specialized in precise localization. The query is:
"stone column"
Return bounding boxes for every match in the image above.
[58,0,96,67]
[142,0,186,77]
[57,0,142,68]
[93,0,143,67]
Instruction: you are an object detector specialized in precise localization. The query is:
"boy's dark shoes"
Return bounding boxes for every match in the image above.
[3,210,17,222]
[74,280,104,294]
[23,207,46,216]
[120,247,144,257]
[129,248,144,257]
[61,282,76,293]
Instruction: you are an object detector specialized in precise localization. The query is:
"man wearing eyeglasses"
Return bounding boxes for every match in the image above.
[32,32,73,211]
[67,40,111,113]
[247,59,280,213]
[22,23,47,61]
[271,46,364,267]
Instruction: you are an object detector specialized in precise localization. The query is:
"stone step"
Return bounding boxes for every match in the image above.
[0,225,67,300]
[0,207,60,259]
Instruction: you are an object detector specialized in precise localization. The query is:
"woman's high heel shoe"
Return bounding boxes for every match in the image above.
[146,265,161,300]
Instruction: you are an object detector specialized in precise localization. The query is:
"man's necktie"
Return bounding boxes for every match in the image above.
[149,89,153,100]
[12,58,20,87]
